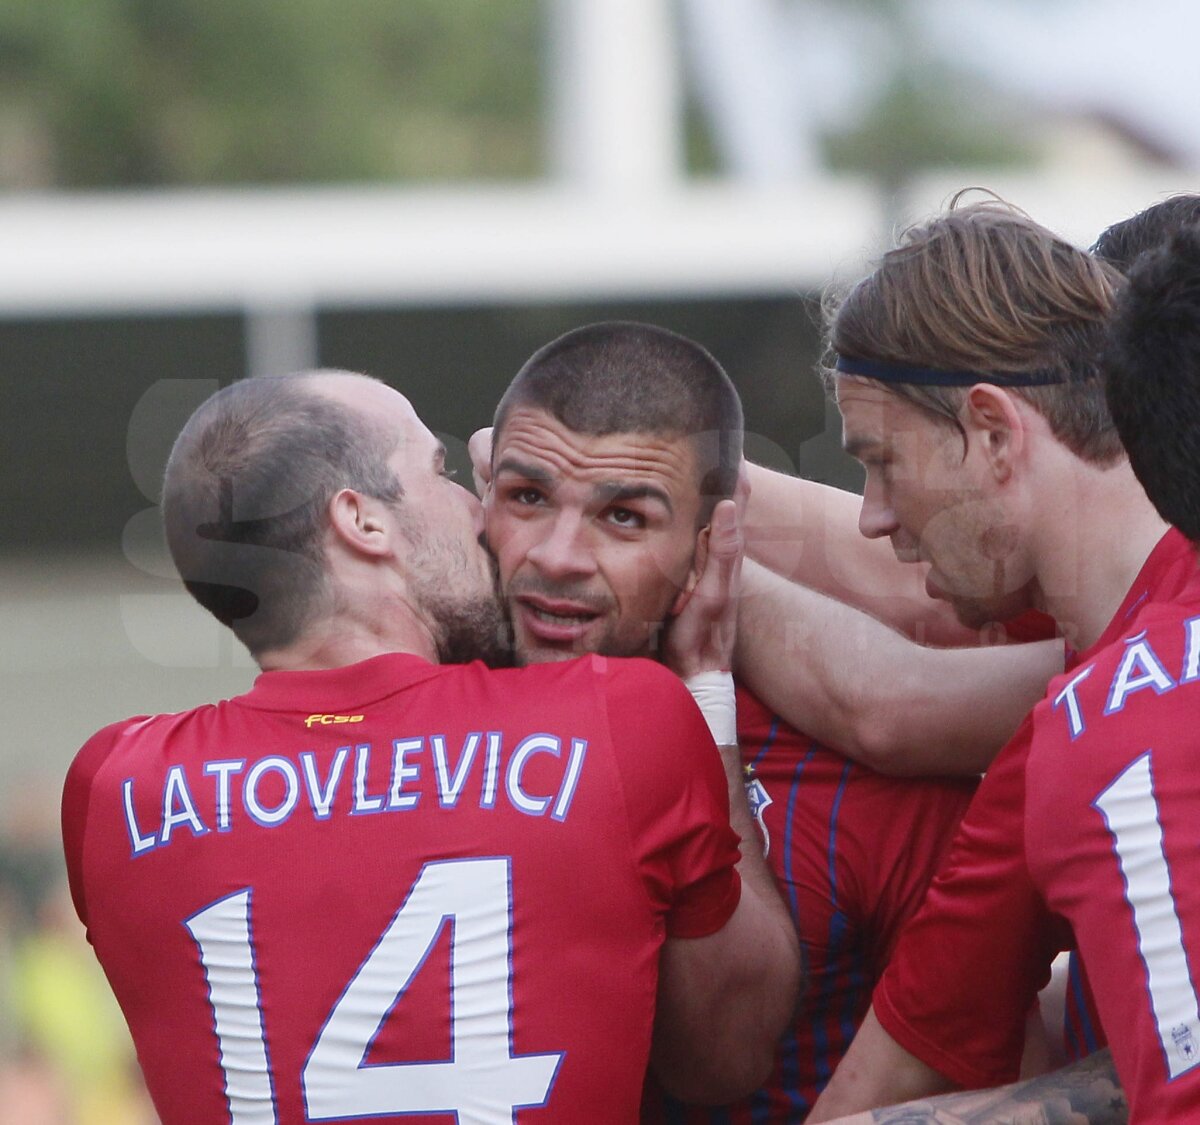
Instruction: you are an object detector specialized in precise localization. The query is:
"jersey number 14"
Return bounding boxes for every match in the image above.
[184,856,562,1123]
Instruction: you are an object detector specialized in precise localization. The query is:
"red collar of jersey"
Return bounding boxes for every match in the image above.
[1066,528,1199,669]
[240,651,445,713]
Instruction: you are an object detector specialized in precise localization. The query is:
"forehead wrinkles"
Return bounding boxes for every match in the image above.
[497,411,697,491]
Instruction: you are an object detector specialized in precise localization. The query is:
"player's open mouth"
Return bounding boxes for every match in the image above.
[530,607,594,624]
[516,596,602,642]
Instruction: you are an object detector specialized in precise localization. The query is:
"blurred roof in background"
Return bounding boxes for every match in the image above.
[3,0,1196,788]
[2,0,1195,319]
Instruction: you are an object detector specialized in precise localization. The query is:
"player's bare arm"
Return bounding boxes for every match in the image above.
[735,559,1063,776]
[822,1048,1127,1125]
[743,461,980,645]
[649,751,802,1104]
[808,1006,957,1121]
[653,495,804,1104]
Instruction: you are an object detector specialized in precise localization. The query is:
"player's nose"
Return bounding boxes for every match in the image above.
[858,480,899,541]
[526,511,597,580]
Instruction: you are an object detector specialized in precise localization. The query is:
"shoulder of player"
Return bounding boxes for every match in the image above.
[1029,604,1200,756]
[472,655,699,725]
[585,654,695,707]
[66,705,224,785]
[498,653,684,692]
[67,714,153,780]
[63,716,163,928]
[1042,602,1196,710]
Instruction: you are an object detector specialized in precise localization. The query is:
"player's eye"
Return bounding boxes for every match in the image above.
[605,507,645,530]
[509,486,545,506]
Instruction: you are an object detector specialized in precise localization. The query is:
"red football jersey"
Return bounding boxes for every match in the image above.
[62,652,741,1125]
[642,687,975,1122]
[875,531,1200,1119]
[1027,547,1200,1120]
[1062,953,1107,1061]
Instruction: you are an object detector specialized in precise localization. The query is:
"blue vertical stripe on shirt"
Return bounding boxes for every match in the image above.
[779,743,817,1119]
[1068,952,1101,1055]
[828,763,868,1052]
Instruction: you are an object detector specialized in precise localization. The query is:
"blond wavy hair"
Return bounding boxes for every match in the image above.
[822,193,1126,464]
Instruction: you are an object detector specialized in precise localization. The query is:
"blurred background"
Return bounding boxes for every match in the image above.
[1,0,1195,1119]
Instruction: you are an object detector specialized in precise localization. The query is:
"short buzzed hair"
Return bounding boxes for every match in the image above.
[162,371,402,657]
[494,322,744,522]
[1105,226,1200,541]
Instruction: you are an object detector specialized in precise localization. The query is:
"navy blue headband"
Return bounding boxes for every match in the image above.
[835,354,1066,388]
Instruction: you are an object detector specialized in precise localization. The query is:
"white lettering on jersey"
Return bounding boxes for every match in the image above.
[123,732,591,856]
[1052,619,1200,743]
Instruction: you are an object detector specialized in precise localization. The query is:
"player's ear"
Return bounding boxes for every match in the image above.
[469,426,495,499]
[328,488,392,558]
[670,524,710,617]
[964,384,1024,483]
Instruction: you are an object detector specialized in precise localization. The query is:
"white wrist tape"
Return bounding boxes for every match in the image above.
[685,670,738,746]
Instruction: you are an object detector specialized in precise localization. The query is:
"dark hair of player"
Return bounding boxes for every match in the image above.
[1105,224,1200,542]
[822,196,1125,464]
[1091,194,1200,273]
[162,371,403,656]
[494,321,744,524]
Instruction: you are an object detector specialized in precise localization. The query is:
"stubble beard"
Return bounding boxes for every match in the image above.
[431,593,515,668]
[930,497,1030,630]
[409,530,516,669]
[504,577,678,667]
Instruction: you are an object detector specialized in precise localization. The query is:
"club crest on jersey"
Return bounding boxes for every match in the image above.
[304,713,365,728]
[1173,1023,1198,1063]
[745,775,773,857]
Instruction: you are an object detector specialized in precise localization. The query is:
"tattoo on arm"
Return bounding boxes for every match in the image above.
[867,1049,1127,1124]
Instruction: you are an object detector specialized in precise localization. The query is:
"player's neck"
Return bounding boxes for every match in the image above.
[1033,458,1168,652]
[257,602,440,673]
[257,554,444,673]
